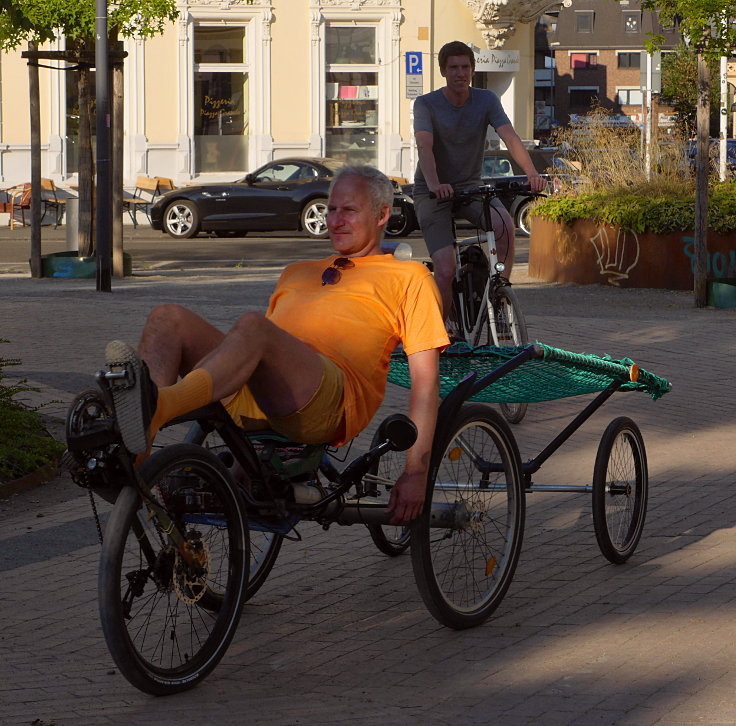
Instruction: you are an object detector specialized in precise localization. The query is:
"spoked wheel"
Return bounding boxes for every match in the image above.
[98,444,249,695]
[185,423,284,601]
[365,422,411,556]
[411,404,525,629]
[488,285,529,425]
[592,417,648,564]
[301,198,329,239]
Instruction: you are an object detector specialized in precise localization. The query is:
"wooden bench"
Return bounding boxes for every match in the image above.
[2,179,72,228]
[122,176,170,227]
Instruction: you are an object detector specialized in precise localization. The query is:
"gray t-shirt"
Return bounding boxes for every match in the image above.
[413,87,510,194]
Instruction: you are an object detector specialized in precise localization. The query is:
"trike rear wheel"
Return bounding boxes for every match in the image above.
[592,417,648,563]
[98,444,249,695]
[411,404,525,629]
[185,423,284,600]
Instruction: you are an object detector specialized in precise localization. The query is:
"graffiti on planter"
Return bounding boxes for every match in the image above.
[682,236,736,278]
[589,227,640,286]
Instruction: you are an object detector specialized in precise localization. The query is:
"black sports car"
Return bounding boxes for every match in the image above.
[149,157,416,240]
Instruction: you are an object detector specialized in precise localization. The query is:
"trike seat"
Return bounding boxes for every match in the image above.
[388,342,671,404]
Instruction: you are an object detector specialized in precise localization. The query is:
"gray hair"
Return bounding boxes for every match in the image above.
[329,165,394,216]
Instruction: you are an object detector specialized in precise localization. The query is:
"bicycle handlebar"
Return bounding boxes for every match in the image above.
[429,181,543,200]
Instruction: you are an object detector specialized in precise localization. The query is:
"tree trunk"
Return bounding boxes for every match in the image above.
[77,40,95,257]
[28,41,42,278]
[694,52,709,308]
[112,39,124,278]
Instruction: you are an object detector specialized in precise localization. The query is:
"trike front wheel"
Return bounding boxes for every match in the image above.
[592,417,648,563]
[411,404,525,629]
[98,444,249,695]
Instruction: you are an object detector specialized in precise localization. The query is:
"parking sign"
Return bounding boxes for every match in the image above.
[405,52,423,75]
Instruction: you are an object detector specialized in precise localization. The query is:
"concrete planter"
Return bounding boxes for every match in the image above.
[529,217,736,290]
[39,251,132,279]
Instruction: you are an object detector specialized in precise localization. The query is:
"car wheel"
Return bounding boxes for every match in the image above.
[385,206,414,238]
[515,199,532,236]
[301,198,329,239]
[163,200,201,239]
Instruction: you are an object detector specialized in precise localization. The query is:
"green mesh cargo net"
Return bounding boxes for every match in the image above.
[388,342,671,403]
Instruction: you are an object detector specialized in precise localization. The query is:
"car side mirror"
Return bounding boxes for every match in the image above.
[245,174,255,185]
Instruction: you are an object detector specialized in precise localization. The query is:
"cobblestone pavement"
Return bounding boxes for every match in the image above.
[1,261,735,726]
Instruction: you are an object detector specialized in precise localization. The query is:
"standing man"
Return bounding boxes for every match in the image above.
[413,40,547,317]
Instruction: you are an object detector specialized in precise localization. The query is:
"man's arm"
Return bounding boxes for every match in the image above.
[387,347,440,524]
[496,124,547,194]
[415,130,455,200]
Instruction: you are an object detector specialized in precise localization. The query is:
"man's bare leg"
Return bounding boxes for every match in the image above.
[107,307,327,454]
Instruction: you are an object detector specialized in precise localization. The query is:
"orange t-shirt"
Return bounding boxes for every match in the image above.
[266,254,449,444]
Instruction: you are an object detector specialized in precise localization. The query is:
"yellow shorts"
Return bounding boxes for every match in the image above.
[223,354,345,444]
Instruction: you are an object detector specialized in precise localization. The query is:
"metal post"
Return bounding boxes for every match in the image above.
[95,0,112,292]
[645,52,652,181]
[720,56,728,182]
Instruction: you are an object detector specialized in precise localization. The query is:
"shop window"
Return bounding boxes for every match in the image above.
[325,25,378,166]
[193,25,249,173]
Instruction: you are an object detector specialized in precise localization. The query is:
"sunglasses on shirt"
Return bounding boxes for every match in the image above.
[321,257,355,286]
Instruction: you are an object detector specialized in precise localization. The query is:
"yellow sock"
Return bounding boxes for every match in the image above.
[150,368,213,441]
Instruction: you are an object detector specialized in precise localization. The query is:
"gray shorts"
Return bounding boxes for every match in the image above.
[414,193,510,256]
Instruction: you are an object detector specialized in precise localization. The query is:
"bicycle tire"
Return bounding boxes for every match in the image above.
[365,420,411,556]
[98,444,249,695]
[592,417,648,564]
[488,285,529,425]
[185,423,284,601]
[411,404,525,629]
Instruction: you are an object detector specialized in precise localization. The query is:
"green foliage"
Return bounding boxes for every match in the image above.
[0,0,178,49]
[644,0,736,60]
[532,181,736,234]
[660,42,721,137]
[0,340,64,482]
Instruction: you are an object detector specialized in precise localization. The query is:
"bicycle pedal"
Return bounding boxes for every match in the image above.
[97,361,136,390]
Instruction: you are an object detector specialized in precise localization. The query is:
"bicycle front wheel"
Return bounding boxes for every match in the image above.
[99,444,249,695]
[489,285,529,425]
[411,404,525,629]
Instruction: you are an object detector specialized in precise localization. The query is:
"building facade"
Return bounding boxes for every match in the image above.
[0,0,560,189]
[534,0,681,140]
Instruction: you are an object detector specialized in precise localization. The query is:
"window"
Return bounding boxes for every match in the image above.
[569,87,598,110]
[325,25,378,166]
[575,12,594,33]
[570,53,598,69]
[193,25,249,173]
[616,88,644,106]
[618,52,641,69]
[623,12,641,33]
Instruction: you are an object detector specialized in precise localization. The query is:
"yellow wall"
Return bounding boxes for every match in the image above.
[145,27,179,143]
[270,3,312,144]
[2,47,51,144]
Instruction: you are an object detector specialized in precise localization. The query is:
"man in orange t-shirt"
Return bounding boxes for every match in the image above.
[104,165,449,524]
